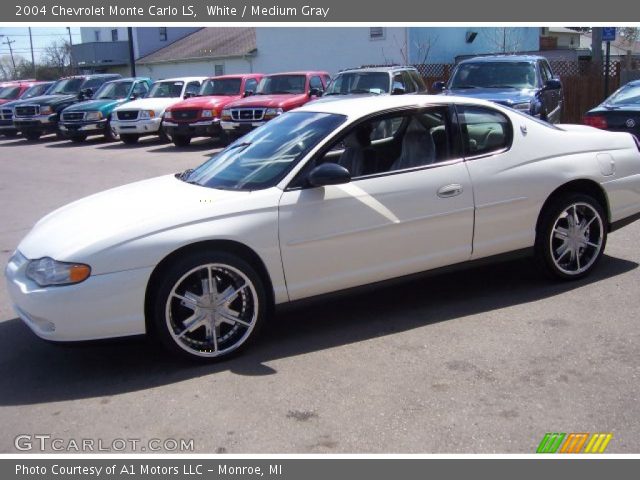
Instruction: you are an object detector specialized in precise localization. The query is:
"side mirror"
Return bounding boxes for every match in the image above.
[309,87,323,97]
[391,82,406,95]
[243,90,254,98]
[431,81,446,93]
[544,78,562,90]
[183,92,195,99]
[129,93,138,100]
[308,163,351,188]
[84,88,94,98]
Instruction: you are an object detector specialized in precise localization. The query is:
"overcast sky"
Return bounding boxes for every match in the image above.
[0,27,81,63]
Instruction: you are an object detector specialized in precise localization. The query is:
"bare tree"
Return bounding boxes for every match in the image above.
[482,27,526,54]
[619,27,640,46]
[42,40,72,76]
[0,55,15,80]
[383,33,439,66]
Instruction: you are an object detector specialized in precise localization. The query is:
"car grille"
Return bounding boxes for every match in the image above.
[62,111,85,122]
[1,109,13,121]
[117,110,139,121]
[231,108,265,121]
[173,110,199,121]
[14,105,39,117]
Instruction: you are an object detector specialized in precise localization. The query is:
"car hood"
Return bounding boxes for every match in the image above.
[64,98,124,113]
[169,95,240,110]
[227,93,309,109]
[443,88,537,106]
[18,93,78,107]
[18,174,257,266]
[116,97,182,112]
[0,99,13,105]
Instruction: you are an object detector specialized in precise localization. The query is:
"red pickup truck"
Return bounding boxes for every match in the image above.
[163,74,264,146]
[220,71,330,139]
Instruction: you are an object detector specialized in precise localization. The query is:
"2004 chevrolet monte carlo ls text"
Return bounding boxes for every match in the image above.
[5,95,640,361]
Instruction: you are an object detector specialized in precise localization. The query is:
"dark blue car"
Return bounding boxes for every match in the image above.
[433,55,563,123]
[583,79,640,137]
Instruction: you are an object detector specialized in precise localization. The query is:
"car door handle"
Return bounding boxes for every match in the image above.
[437,184,463,198]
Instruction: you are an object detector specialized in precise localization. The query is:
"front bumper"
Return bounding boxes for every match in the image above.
[163,119,222,137]
[60,119,108,134]
[220,120,266,134]
[0,119,16,132]
[5,251,152,342]
[111,117,162,136]
[14,114,57,131]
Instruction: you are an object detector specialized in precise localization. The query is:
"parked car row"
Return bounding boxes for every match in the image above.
[1,56,639,149]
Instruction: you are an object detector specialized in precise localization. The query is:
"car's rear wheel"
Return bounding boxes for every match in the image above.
[23,130,41,141]
[120,134,139,145]
[173,134,191,147]
[151,251,266,361]
[536,193,607,280]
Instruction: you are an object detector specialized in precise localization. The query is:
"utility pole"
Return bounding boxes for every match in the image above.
[28,27,36,79]
[127,27,136,77]
[2,37,17,79]
[592,28,603,64]
[66,26,74,75]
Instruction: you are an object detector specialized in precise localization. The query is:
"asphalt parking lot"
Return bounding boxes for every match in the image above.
[0,133,639,454]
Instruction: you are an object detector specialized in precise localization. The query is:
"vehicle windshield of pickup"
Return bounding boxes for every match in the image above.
[21,83,52,99]
[325,72,390,95]
[48,78,84,95]
[450,62,537,89]
[94,81,134,100]
[148,81,184,98]
[200,78,242,96]
[0,86,21,100]
[256,75,306,95]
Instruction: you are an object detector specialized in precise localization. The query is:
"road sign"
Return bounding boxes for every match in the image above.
[602,27,616,42]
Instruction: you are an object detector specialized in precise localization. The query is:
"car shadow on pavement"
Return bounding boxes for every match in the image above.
[45,137,111,148]
[0,254,636,406]
[0,135,65,147]
[148,140,226,153]
[95,138,168,150]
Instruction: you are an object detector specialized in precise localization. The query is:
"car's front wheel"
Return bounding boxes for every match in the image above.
[536,193,607,280]
[120,134,139,145]
[151,251,267,361]
[173,134,191,147]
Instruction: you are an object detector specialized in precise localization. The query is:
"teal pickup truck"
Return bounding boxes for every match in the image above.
[59,77,152,142]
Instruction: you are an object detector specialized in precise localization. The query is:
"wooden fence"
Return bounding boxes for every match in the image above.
[416,61,623,124]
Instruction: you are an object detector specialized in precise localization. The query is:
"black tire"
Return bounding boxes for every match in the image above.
[55,131,65,141]
[150,250,268,362]
[120,134,139,145]
[104,119,119,141]
[158,122,171,143]
[2,130,18,137]
[172,134,191,147]
[23,130,41,141]
[535,193,607,280]
[70,134,87,143]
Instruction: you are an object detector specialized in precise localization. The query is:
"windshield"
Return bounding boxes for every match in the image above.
[95,81,133,100]
[256,75,306,95]
[48,77,84,95]
[450,62,537,89]
[148,81,184,98]
[0,86,21,100]
[21,83,51,99]
[184,111,346,190]
[605,83,640,106]
[200,78,242,96]
[325,72,390,95]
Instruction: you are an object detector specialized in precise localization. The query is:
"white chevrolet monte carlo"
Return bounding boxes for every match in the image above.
[6,95,640,361]
[110,76,207,144]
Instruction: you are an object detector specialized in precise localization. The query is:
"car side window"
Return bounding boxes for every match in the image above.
[457,105,512,157]
[185,81,201,96]
[133,81,149,97]
[315,107,455,179]
[542,62,554,82]
[392,73,407,93]
[410,71,427,91]
[401,71,417,93]
[310,76,324,91]
[244,78,258,94]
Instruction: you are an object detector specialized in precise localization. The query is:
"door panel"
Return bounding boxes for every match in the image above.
[278,163,474,300]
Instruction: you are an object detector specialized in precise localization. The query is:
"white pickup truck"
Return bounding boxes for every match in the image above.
[111,76,207,144]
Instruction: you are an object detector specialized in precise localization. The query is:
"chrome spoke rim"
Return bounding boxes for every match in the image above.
[549,202,603,275]
[165,263,258,357]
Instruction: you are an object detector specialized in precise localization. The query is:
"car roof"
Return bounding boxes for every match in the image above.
[106,77,151,82]
[296,94,503,118]
[265,71,329,76]
[153,76,208,82]
[205,74,263,80]
[460,55,545,64]
[337,65,418,73]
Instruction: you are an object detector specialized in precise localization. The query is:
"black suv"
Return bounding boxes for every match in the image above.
[318,66,427,100]
[12,74,121,140]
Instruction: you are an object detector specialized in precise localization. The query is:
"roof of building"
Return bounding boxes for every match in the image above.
[137,28,257,65]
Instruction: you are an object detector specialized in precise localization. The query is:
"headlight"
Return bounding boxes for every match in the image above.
[264,108,283,119]
[221,109,231,120]
[164,110,172,119]
[40,106,53,115]
[201,109,216,118]
[25,257,91,287]
[512,102,531,113]
[85,111,103,121]
[139,110,155,119]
